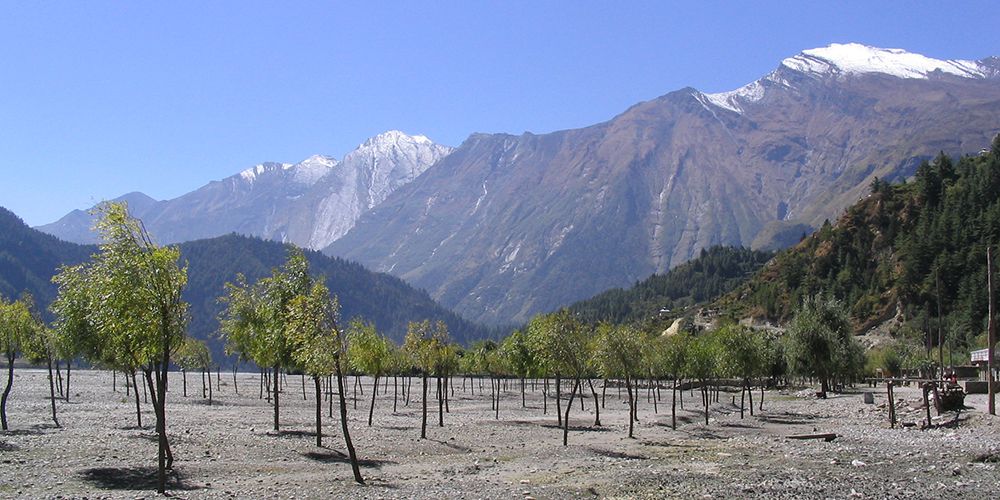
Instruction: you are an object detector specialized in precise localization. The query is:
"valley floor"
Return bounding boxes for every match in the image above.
[1,369,998,499]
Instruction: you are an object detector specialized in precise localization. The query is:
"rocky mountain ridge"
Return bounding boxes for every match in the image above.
[38,130,452,249]
[326,44,1000,325]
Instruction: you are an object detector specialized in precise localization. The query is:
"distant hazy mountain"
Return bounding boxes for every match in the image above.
[37,130,452,249]
[326,44,1000,325]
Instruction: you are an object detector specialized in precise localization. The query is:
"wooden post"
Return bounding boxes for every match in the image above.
[922,383,932,429]
[988,246,996,416]
[887,381,896,428]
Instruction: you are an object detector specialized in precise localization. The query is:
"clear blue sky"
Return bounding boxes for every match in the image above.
[2,1,998,226]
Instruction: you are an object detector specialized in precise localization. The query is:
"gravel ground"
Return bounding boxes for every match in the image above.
[1,369,998,499]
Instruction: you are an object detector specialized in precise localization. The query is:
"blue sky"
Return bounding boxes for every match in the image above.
[2,1,998,226]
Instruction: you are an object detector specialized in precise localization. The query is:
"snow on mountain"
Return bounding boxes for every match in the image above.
[782,43,986,79]
[38,131,452,249]
[702,43,994,115]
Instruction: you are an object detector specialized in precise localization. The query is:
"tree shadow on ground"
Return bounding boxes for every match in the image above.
[79,466,199,491]
[587,447,648,460]
[720,421,761,429]
[540,423,612,432]
[379,425,415,431]
[301,450,395,469]
[427,438,472,453]
[2,426,48,436]
[758,411,817,425]
[0,440,17,451]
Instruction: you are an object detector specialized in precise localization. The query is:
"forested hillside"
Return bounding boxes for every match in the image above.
[730,137,1000,349]
[0,207,91,311]
[0,208,498,364]
[569,246,774,326]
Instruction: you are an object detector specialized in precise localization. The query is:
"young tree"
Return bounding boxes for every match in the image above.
[286,281,364,483]
[662,332,690,430]
[686,333,718,425]
[51,202,188,494]
[529,310,590,446]
[404,320,442,439]
[716,323,763,418]
[499,330,535,408]
[347,319,391,426]
[592,323,644,438]
[219,248,314,431]
[784,295,861,398]
[0,297,40,430]
[21,319,61,427]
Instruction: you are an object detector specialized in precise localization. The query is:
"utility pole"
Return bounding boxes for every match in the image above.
[988,246,996,416]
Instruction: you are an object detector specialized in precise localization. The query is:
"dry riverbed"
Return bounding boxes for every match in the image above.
[1,369,998,499]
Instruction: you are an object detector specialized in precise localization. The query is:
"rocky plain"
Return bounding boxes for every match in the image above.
[1,368,998,499]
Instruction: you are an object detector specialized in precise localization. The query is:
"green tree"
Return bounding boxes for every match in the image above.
[784,295,861,398]
[404,319,447,439]
[592,323,644,438]
[499,330,535,408]
[661,332,690,429]
[285,281,364,483]
[686,332,718,425]
[51,202,188,494]
[716,323,763,418]
[219,247,314,431]
[528,310,590,446]
[1,296,40,430]
[21,316,61,427]
[347,319,392,426]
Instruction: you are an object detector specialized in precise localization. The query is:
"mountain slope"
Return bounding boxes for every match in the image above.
[38,131,452,250]
[568,246,774,327]
[722,138,1000,345]
[0,207,92,310]
[1,206,495,363]
[327,44,1000,325]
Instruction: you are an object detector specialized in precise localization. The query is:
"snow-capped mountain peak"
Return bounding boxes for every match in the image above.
[701,43,993,114]
[239,162,294,183]
[781,43,986,79]
[359,130,435,150]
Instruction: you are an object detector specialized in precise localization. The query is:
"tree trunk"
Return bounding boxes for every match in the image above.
[314,376,323,447]
[46,357,59,427]
[54,360,64,398]
[421,372,428,439]
[702,384,709,425]
[302,373,307,400]
[1,352,15,430]
[273,364,280,431]
[437,375,444,427]
[334,354,363,484]
[207,368,213,405]
[562,379,579,446]
[601,379,607,409]
[368,375,379,426]
[819,378,830,399]
[182,370,187,397]
[393,375,398,413]
[542,377,548,415]
[64,359,72,402]
[748,382,754,416]
[556,374,562,427]
[132,370,142,428]
[521,377,526,407]
[587,378,601,426]
[671,378,678,430]
[759,385,764,411]
[232,362,239,395]
[740,383,746,419]
[495,377,500,420]
[625,377,635,438]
